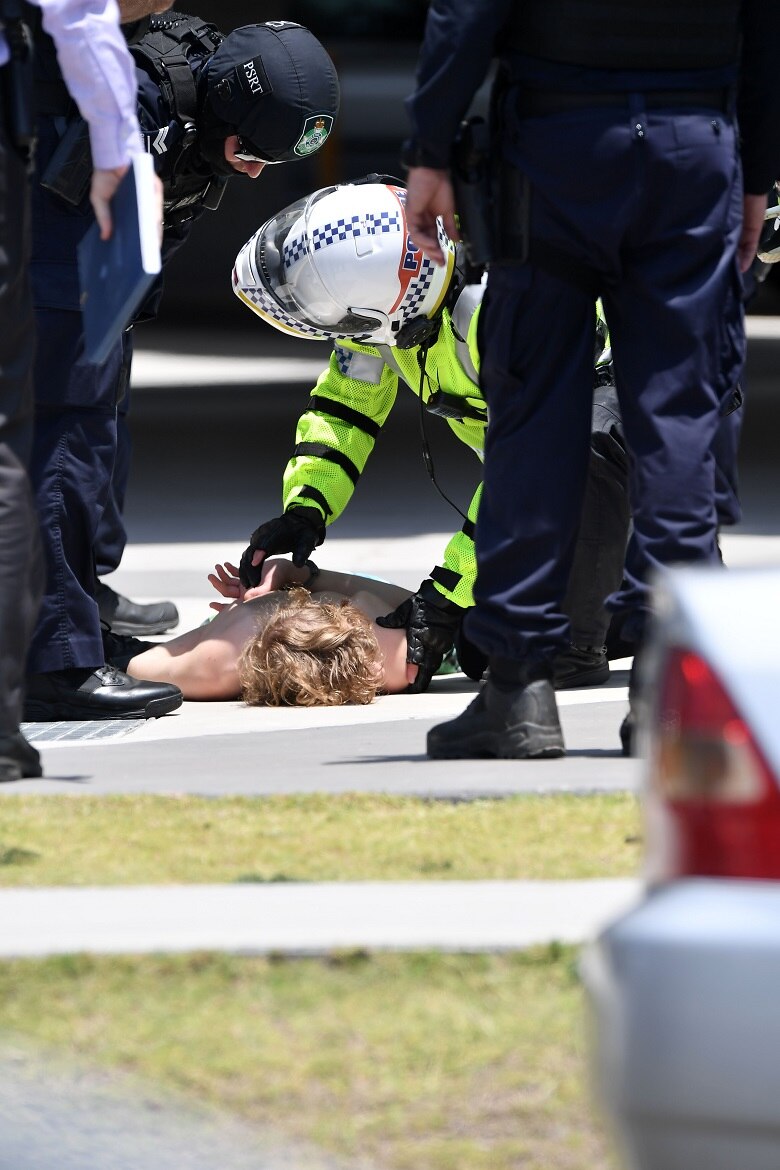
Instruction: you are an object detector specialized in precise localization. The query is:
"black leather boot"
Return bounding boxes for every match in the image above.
[0,730,43,782]
[24,667,182,721]
[427,657,565,760]
[553,643,609,689]
[619,655,645,757]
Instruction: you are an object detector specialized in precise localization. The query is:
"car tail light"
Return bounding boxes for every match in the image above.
[645,647,780,881]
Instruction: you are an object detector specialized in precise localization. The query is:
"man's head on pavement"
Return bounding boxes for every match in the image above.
[198,22,339,178]
[231,179,458,346]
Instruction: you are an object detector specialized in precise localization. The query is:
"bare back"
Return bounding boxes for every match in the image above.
[125,588,409,700]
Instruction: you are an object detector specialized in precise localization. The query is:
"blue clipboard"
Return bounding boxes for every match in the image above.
[78,153,161,365]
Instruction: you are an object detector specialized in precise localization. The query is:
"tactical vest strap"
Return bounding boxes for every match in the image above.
[131,12,223,129]
[161,54,198,125]
[131,11,225,218]
[504,0,740,71]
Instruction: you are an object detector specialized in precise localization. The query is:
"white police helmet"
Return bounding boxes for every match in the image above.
[231,178,456,346]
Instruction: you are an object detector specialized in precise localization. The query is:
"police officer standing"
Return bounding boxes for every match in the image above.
[23,10,339,721]
[97,13,340,637]
[0,0,176,777]
[402,0,780,759]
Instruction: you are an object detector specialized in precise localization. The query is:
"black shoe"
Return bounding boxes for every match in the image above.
[102,627,158,673]
[24,667,182,722]
[427,676,565,760]
[97,582,179,636]
[619,709,635,757]
[553,644,609,690]
[620,654,646,757]
[0,730,42,782]
[605,612,638,662]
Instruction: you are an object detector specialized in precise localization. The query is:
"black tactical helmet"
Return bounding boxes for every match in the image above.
[203,21,340,163]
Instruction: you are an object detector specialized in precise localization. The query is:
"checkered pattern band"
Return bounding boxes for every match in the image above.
[335,346,352,376]
[237,283,329,339]
[238,282,373,343]
[398,256,436,318]
[283,210,403,270]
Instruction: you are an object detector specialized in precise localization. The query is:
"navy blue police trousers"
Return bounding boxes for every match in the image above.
[26,115,130,673]
[466,94,744,664]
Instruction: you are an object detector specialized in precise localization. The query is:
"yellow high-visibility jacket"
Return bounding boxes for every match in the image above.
[282,283,487,609]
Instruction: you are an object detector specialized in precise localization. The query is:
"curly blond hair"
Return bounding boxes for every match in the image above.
[238,588,384,707]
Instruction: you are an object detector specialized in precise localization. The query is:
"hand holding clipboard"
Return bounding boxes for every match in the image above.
[78,153,162,365]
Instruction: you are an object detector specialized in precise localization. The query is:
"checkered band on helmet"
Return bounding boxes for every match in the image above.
[313,209,402,249]
[398,255,436,318]
[232,181,455,345]
[281,208,403,272]
[233,277,332,339]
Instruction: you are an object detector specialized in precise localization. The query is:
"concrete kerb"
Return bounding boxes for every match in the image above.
[0,879,642,959]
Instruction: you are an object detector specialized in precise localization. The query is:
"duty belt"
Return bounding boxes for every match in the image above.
[516,88,731,117]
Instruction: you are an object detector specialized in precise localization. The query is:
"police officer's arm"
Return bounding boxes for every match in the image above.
[377,483,481,692]
[239,342,399,586]
[373,293,485,691]
[403,1,511,265]
[36,0,148,238]
[405,0,511,172]
[405,169,459,267]
[432,483,482,610]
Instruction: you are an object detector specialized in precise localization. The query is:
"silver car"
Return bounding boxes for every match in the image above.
[582,564,780,1170]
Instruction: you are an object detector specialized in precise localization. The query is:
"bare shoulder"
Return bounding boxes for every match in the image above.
[349,588,395,622]
[344,591,408,695]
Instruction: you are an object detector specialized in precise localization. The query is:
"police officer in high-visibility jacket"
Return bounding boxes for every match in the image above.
[232,178,629,693]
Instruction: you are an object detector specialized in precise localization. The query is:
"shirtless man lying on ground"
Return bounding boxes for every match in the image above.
[105,559,414,705]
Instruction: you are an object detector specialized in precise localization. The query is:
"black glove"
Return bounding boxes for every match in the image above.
[376,578,465,694]
[239,507,326,588]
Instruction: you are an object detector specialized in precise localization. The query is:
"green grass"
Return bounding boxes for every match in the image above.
[0,793,640,885]
[0,947,616,1170]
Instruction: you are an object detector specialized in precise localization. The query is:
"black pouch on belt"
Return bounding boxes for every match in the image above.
[451,115,495,272]
[40,116,93,207]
